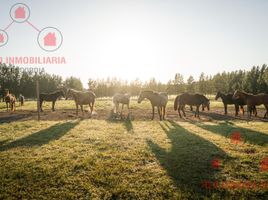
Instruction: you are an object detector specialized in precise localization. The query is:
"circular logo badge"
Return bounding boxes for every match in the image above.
[10,3,30,23]
[0,30,9,47]
[37,27,63,52]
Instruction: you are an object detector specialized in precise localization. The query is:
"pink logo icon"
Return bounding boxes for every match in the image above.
[211,158,221,169]
[230,131,242,144]
[44,33,56,46]
[260,157,268,172]
[0,34,4,43]
[15,7,25,19]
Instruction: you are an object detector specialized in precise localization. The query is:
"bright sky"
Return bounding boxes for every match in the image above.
[0,0,267,87]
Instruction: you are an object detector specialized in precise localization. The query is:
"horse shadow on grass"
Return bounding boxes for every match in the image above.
[147,120,229,196]
[192,121,268,146]
[0,121,79,151]
[106,111,133,133]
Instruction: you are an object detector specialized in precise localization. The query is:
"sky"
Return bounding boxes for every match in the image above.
[0,0,268,87]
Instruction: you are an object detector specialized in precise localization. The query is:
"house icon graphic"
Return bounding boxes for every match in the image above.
[44,33,56,46]
[0,34,4,43]
[15,6,26,19]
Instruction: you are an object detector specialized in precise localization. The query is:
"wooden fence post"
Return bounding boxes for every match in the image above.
[36,80,40,121]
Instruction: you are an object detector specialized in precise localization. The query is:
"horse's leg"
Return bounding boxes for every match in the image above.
[151,105,155,120]
[163,106,166,120]
[13,101,16,111]
[224,104,227,115]
[76,103,79,116]
[52,101,55,111]
[157,106,162,121]
[6,102,8,112]
[196,105,200,118]
[234,104,238,116]
[190,105,193,111]
[80,105,84,115]
[247,105,252,119]
[178,105,182,118]
[253,106,257,117]
[182,105,186,117]
[264,105,268,118]
[241,106,244,115]
[40,100,43,112]
[121,104,124,117]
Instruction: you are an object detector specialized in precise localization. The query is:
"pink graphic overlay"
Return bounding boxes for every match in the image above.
[230,131,243,144]
[44,33,56,46]
[260,157,268,172]
[1,3,63,51]
[211,158,221,169]
[15,7,25,19]
[0,34,4,43]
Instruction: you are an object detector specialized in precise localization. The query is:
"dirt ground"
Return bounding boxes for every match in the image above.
[0,105,267,123]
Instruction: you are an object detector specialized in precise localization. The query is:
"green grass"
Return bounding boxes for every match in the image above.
[0,99,268,199]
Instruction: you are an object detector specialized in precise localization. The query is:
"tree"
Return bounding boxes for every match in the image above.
[186,75,195,93]
[64,76,83,91]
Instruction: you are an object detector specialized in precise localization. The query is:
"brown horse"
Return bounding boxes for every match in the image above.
[174,93,210,118]
[66,89,96,116]
[39,90,65,112]
[137,90,168,120]
[215,91,258,116]
[233,90,268,118]
[4,89,16,112]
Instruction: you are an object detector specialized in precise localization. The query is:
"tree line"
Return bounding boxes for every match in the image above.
[0,63,267,98]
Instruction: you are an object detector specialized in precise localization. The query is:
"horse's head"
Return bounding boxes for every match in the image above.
[232,90,240,100]
[202,98,210,111]
[137,91,146,103]
[215,91,221,100]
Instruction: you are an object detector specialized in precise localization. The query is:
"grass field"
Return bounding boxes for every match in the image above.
[0,98,267,199]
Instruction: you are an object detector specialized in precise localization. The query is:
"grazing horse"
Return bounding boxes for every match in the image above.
[4,89,16,112]
[233,90,268,118]
[174,93,210,118]
[39,90,65,112]
[113,93,131,117]
[19,94,25,106]
[66,89,96,116]
[138,90,168,120]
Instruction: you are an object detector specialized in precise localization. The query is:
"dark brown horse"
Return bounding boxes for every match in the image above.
[215,91,249,116]
[4,89,16,112]
[233,90,268,118]
[39,90,65,112]
[174,93,210,118]
[65,89,96,116]
[138,90,168,120]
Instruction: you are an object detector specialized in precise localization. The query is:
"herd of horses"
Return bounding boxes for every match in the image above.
[2,88,268,120]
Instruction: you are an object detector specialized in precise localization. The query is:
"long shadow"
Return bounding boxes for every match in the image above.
[0,121,79,151]
[106,117,134,133]
[147,120,229,196]
[193,121,268,146]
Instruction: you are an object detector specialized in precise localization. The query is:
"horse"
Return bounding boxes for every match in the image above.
[65,89,96,116]
[4,89,16,112]
[174,93,210,118]
[137,90,168,121]
[19,94,25,106]
[215,91,247,115]
[233,90,268,118]
[39,90,65,112]
[112,93,131,117]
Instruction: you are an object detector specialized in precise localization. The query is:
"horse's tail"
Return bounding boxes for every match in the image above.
[174,95,180,111]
